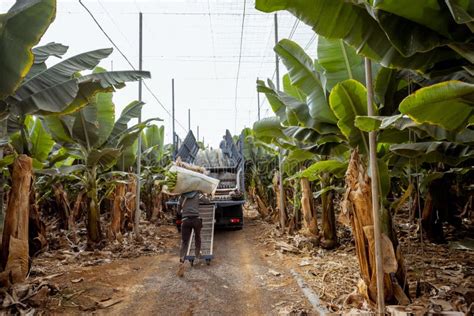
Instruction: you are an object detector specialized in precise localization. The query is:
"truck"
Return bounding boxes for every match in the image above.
[168,129,245,230]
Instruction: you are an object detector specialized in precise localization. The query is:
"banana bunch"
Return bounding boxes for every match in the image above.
[162,170,178,191]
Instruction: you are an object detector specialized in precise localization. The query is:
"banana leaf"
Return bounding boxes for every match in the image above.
[274,39,336,124]
[399,80,474,131]
[255,0,458,71]
[0,0,56,99]
[329,79,373,153]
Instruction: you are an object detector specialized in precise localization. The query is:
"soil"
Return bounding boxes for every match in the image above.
[35,221,313,315]
[4,207,473,315]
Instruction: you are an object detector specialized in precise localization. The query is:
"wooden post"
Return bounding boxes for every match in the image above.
[365,58,385,314]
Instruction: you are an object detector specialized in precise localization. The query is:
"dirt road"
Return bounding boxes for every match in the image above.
[110,221,311,315]
[47,220,313,315]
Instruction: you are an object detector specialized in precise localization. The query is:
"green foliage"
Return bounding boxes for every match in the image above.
[296,160,348,181]
[399,80,474,131]
[255,0,462,71]
[0,0,56,99]
[329,79,372,153]
[316,36,365,91]
[274,39,336,124]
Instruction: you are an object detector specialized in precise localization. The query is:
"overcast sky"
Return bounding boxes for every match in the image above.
[1,0,317,147]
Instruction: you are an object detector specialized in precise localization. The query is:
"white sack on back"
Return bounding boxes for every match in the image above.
[162,165,219,196]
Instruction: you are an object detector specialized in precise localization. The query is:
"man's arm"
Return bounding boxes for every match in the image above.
[178,195,184,213]
[199,193,211,204]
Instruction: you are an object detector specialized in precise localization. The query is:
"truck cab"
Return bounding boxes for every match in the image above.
[169,130,245,230]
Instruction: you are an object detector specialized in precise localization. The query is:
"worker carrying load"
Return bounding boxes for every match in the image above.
[160,159,219,277]
[161,162,219,196]
[176,190,210,277]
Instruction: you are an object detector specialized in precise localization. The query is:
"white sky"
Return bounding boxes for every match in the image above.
[2,0,317,146]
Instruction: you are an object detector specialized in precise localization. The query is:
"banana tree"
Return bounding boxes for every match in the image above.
[0,0,56,282]
[255,0,472,73]
[140,124,171,221]
[41,92,160,243]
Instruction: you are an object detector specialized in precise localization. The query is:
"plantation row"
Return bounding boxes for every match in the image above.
[0,0,170,285]
[0,0,472,310]
[245,0,473,306]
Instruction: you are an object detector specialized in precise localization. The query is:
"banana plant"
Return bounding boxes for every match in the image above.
[255,0,472,73]
[41,92,160,243]
[0,0,56,101]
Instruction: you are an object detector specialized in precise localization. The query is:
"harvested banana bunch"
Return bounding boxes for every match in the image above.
[161,170,178,191]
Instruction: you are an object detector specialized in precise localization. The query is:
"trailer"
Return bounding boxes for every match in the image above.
[169,130,246,230]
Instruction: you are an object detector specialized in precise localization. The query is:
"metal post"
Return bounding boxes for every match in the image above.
[197,125,200,141]
[134,12,143,235]
[274,13,286,232]
[172,78,176,159]
[188,108,191,132]
[365,58,385,314]
[257,77,260,121]
[274,15,280,89]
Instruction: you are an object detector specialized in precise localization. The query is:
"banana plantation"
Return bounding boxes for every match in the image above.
[0,0,473,315]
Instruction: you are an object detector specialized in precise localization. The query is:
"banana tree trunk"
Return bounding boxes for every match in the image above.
[150,188,163,222]
[123,175,137,231]
[0,155,32,283]
[300,177,318,236]
[342,150,408,305]
[87,167,101,243]
[321,175,337,249]
[29,181,47,257]
[273,171,286,228]
[108,182,125,240]
[251,187,269,218]
[0,119,7,242]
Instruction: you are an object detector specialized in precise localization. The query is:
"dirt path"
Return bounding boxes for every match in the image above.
[109,221,311,315]
[46,220,312,315]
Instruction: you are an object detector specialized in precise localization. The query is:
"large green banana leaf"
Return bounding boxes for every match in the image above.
[117,139,138,171]
[94,92,115,147]
[12,78,79,115]
[390,141,474,165]
[329,79,373,153]
[40,115,74,143]
[370,0,473,41]
[28,116,54,164]
[108,100,144,144]
[16,48,113,99]
[374,67,407,115]
[283,74,306,102]
[12,70,150,116]
[257,79,288,122]
[316,36,365,91]
[26,42,68,80]
[445,0,474,28]
[297,160,348,181]
[274,39,336,124]
[72,104,100,149]
[87,148,121,170]
[255,0,458,70]
[258,78,338,134]
[32,42,68,64]
[253,117,286,141]
[0,0,56,99]
[355,115,474,143]
[284,149,314,162]
[144,125,165,160]
[399,80,474,131]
